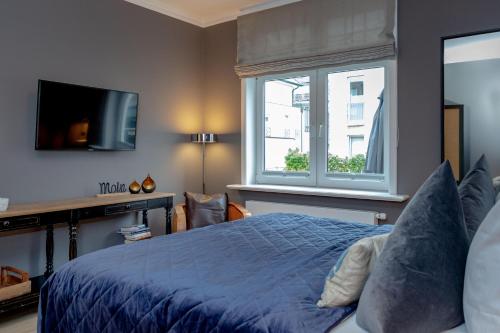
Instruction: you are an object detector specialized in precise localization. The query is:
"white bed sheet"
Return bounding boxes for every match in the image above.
[328,313,467,333]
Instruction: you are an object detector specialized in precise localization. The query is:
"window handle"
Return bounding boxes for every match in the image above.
[318,124,324,138]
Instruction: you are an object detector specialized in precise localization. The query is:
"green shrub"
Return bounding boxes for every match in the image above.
[284,149,366,173]
[284,148,309,171]
[328,154,366,173]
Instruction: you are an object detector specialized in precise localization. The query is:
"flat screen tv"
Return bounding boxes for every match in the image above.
[36,80,139,151]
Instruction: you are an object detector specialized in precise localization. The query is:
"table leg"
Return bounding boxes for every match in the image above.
[44,224,54,278]
[143,210,148,227]
[69,213,79,260]
[165,206,171,235]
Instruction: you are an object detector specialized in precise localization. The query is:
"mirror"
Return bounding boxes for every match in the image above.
[443,30,500,181]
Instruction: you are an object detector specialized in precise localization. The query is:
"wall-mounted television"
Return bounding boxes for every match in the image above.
[36,80,139,151]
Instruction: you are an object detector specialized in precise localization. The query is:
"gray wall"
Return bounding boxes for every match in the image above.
[202,22,243,202]
[0,0,205,276]
[445,59,500,176]
[204,0,500,224]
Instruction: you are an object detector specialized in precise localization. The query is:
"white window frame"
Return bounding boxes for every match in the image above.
[255,70,317,187]
[241,60,398,194]
[317,61,397,192]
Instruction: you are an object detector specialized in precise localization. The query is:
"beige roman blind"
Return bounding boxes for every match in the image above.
[235,0,396,77]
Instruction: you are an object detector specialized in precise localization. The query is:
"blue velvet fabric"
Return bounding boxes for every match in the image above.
[38,213,392,333]
[458,155,496,242]
[357,162,469,333]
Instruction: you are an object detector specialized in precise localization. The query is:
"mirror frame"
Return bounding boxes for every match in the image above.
[440,27,500,181]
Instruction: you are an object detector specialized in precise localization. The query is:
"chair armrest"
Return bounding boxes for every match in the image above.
[172,204,187,233]
[228,202,252,221]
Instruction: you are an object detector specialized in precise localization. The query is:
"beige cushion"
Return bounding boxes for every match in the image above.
[317,233,389,307]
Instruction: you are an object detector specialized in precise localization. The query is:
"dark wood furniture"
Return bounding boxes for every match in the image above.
[0,192,174,316]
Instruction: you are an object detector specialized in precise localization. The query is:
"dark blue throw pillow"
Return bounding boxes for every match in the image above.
[356,161,469,333]
[458,155,496,242]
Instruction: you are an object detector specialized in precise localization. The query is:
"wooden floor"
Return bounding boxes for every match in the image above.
[0,310,37,333]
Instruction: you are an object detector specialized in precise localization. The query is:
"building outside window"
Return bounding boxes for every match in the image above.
[253,61,394,191]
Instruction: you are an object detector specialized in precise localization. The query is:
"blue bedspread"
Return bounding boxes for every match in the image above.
[38,213,392,333]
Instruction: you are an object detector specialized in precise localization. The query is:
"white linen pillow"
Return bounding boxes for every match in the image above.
[317,233,389,307]
[464,200,500,332]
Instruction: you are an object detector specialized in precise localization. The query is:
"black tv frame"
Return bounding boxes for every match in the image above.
[35,79,140,151]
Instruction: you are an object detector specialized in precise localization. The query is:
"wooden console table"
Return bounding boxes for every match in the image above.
[0,192,174,315]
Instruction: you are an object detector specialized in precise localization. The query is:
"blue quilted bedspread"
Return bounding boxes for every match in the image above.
[38,213,392,333]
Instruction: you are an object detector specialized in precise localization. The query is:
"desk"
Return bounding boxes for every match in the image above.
[0,192,174,315]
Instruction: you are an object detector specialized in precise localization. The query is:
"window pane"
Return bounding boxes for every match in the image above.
[264,76,310,172]
[348,103,364,121]
[350,81,364,96]
[327,67,385,174]
[349,136,365,156]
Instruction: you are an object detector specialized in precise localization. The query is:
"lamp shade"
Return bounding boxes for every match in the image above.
[191,133,217,143]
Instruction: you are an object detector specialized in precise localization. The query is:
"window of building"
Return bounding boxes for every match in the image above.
[348,103,364,122]
[350,81,364,96]
[249,61,396,192]
[348,135,365,157]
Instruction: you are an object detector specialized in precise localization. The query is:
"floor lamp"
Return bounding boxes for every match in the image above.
[191,133,217,194]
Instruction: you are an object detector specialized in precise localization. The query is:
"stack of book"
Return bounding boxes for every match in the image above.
[119,224,151,244]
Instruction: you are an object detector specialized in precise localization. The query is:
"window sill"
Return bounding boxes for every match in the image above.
[226,184,409,203]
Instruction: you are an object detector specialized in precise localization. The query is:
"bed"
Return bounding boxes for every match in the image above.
[38,213,392,333]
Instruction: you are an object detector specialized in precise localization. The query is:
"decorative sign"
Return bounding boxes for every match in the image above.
[99,182,127,195]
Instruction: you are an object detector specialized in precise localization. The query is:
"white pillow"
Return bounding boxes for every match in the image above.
[493,177,500,202]
[317,233,389,307]
[464,200,500,332]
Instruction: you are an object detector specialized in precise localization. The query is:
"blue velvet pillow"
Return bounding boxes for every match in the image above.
[356,161,469,333]
[458,155,496,242]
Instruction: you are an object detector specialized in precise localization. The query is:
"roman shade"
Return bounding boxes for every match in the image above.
[235,0,396,78]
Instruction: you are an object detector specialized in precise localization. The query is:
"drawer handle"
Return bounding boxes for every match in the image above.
[3,221,10,227]
[125,204,131,209]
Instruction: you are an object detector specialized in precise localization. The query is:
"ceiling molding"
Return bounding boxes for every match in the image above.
[124,0,205,27]
[240,0,301,16]
[124,0,301,28]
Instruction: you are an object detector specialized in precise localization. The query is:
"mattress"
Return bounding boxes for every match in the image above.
[38,213,392,333]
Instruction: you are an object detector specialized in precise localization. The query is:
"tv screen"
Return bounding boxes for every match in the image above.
[36,80,139,151]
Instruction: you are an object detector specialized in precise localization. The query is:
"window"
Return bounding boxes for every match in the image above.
[350,81,364,96]
[348,135,365,157]
[260,75,311,176]
[348,103,364,122]
[249,61,396,192]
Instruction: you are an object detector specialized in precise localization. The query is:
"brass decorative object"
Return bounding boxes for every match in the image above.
[129,180,141,194]
[141,174,156,193]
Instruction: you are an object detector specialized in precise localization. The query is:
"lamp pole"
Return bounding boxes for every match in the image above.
[191,133,217,195]
[202,141,206,194]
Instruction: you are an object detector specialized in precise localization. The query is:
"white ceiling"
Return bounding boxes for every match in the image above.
[124,0,301,27]
[445,31,500,64]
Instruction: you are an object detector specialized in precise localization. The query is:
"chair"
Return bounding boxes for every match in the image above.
[172,202,251,233]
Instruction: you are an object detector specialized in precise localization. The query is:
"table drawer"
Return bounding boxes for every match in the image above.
[0,216,40,231]
[104,201,147,216]
[147,197,170,209]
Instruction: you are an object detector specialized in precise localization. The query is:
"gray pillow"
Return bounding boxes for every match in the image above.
[458,155,496,242]
[184,192,228,229]
[356,161,469,333]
